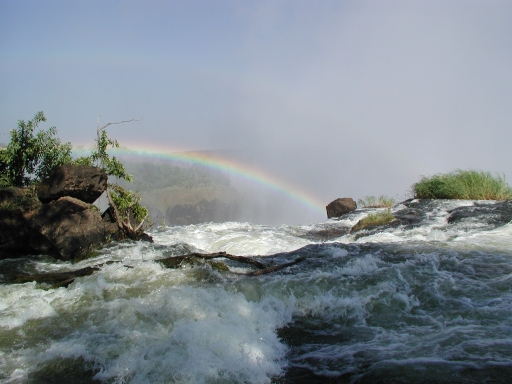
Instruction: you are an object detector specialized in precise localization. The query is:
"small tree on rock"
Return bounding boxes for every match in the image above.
[76,117,149,240]
[0,112,72,187]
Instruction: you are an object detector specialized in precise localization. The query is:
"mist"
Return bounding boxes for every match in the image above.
[1,1,511,224]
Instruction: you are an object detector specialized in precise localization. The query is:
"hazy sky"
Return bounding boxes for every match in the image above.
[2,0,512,222]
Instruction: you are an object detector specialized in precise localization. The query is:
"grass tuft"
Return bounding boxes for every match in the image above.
[351,209,395,232]
[358,195,396,208]
[412,170,512,200]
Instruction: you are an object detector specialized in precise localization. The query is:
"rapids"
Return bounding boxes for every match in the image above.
[1,199,511,383]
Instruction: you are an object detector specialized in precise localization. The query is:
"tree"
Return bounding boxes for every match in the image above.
[75,118,136,182]
[0,112,72,187]
[76,117,149,239]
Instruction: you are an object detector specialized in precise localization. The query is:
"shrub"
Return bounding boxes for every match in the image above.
[74,128,132,182]
[0,112,72,187]
[412,170,512,200]
[351,209,394,232]
[76,124,150,237]
[109,184,149,226]
[358,195,396,208]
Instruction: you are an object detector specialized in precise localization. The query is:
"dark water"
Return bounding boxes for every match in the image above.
[272,242,512,383]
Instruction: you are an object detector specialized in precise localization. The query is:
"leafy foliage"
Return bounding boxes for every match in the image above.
[75,129,132,182]
[109,184,149,226]
[412,170,512,200]
[0,112,72,186]
[74,125,150,235]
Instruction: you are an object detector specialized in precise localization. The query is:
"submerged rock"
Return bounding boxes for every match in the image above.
[301,227,350,241]
[326,198,357,218]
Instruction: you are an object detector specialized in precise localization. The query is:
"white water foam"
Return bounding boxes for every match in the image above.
[2,200,512,383]
[151,221,312,256]
[1,259,293,383]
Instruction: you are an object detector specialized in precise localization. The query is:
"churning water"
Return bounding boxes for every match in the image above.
[1,199,512,383]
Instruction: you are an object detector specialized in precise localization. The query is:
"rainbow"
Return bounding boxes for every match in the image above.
[73,146,327,215]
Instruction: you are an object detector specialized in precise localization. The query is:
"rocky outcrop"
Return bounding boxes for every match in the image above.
[0,166,131,261]
[326,198,357,218]
[37,165,107,204]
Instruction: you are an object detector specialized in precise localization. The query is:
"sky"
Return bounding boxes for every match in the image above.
[1,0,512,223]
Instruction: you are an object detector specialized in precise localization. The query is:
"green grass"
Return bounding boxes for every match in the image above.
[358,195,396,208]
[351,209,395,232]
[412,170,512,200]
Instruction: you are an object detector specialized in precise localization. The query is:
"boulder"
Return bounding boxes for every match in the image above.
[0,209,56,256]
[27,196,117,260]
[326,198,357,218]
[37,165,108,204]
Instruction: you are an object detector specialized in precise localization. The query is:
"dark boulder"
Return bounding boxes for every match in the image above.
[0,209,56,256]
[326,198,357,218]
[37,165,107,204]
[27,196,118,260]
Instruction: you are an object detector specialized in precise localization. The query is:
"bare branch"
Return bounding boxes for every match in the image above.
[97,117,144,134]
[9,253,307,287]
[134,214,149,232]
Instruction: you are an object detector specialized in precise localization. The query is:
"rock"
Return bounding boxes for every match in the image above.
[326,198,357,218]
[0,209,56,256]
[139,232,154,243]
[27,196,118,260]
[392,208,425,226]
[447,200,512,226]
[1,171,153,260]
[37,165,108,204]
[0,186,41,212]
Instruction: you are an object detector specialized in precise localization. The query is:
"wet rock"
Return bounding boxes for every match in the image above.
[393,208,425,226]
[301,227,350,241]
[138,232,154,243]
[447,200,512,226]
[326,198,357,218]
[37,165,107,204]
